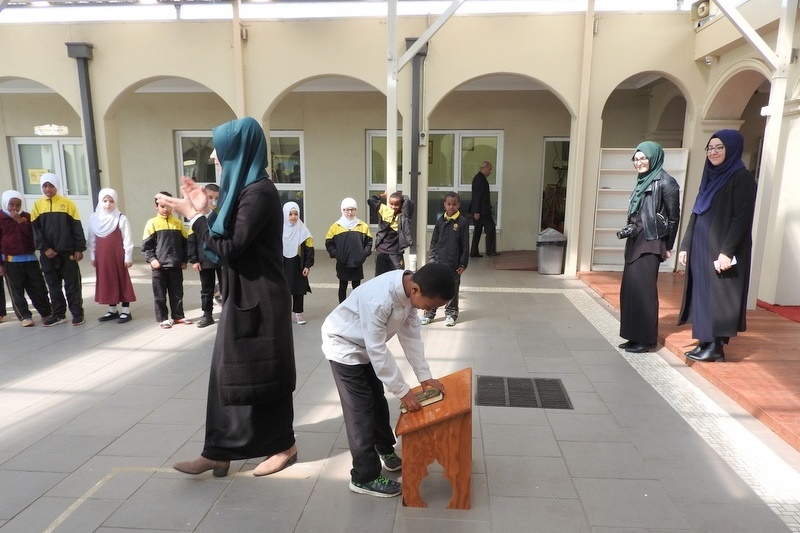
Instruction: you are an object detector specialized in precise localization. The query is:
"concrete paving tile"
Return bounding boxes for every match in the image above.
[676,501,792,532]
[574,478,690,529]
[482,423,561,457]
[478,405,550,426]
[46,456,164,499]
[293,402,344,434]
[560,441,651,479]
[593,379,665,405]
[625,427,723,462]
[0,470,65,519]
[195,507,303,533]
[645,459,769,505]
[547,413,628,443]
[561,391,612,415]
[100,384,181,409]
[104,477,228,530]
[54,406,151,438]
[43,497,123,533]
[485,455,578,499]
[396,473,489,520]
[606,401,693,431]
[571,349,626,365]
[140,398,206,426]
[0,495,113,533]
[581,361,647,383]
[490,496,590,532]
[2,434,114,473]
[395,516,490,533]
[101,423,198,457]
[525,353,583,373]
[293,453,397,533]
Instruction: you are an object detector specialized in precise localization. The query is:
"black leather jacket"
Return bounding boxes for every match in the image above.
[631,170,680,250]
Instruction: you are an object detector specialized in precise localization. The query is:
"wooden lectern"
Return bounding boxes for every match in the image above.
[395,367,472,509]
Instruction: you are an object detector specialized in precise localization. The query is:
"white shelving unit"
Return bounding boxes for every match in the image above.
[592,147,689,272]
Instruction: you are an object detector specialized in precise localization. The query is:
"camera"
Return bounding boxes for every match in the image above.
[616,224,636,240]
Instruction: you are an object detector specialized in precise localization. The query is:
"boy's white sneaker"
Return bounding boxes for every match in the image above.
[445,316,456,327]
[420,317,431,325]
[294,313,307,325]
[160,319,173,329]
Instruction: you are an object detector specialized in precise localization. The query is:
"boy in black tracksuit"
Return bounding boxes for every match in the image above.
[422,192,469,327]
[30,173,86,326]
[142,192,190,328]
[187,185,222,328]
[367,191,414,277]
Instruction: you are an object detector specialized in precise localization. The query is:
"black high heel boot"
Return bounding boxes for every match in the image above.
[684,342,708,358]
[686,342,725,362]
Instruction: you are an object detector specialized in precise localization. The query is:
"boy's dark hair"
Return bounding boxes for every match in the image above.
[389,191,403,204]
[444,191,461,203]
[412,263,456,301]
[205,183,220,193]
[155,190,172,205]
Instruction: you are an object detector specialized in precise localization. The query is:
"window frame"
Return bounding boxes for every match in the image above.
[269,130,307,223]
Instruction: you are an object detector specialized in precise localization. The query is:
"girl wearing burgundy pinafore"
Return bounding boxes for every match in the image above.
[88,188,137,324]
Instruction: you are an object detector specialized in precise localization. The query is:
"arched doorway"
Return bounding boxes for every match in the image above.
[594,73,689,272]
[428,73,572,251]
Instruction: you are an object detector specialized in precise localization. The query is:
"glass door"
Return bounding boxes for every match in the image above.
[11,138,92,235]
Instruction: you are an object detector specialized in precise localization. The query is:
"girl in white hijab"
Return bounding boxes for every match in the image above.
[282,201,314,324]
[324,198,373,303]
[88,188,137,323]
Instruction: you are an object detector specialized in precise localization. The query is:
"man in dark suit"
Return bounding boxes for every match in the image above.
[469,161,499,257]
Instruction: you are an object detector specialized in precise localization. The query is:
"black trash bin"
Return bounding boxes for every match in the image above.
[537,228,567,275]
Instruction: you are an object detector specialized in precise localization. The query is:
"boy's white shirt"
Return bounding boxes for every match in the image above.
[321,270,431,399]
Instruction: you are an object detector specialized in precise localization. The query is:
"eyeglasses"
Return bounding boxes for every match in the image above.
[343,208,357,212]
[706,145,725,154]
[632,157,649,163]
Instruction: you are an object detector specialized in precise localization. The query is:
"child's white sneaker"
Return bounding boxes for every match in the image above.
[445,316,456,327]
[160,319,173,329]
[420,317,431,325]
[295,313,307,325]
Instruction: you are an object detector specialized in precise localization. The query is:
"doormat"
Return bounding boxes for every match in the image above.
[475,375,572,409]
[490,250,537,271]
[757,299,800,323]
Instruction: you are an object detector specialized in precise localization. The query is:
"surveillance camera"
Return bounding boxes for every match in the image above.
[705,55,715,65]
[419,132,427,146]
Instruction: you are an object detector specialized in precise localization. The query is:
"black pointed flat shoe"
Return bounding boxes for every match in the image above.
[686,343,725,362]
[625,342,654,353]
[618,340,636,349]
[684,343,708,358]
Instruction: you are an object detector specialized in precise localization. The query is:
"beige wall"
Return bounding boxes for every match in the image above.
[114,93,235,236]
[0,6,798,302]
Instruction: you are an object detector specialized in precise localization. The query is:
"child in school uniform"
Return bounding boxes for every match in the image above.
[322,262,455,498]
[88,188,137,324]
[421,192,470,327]
[30,173,86,326]
[0,190,53,326]
[367,190,414,276]
[282,201,314,325]
[325,197,372,303]
[142,191,190,329]
[188,184,222,328]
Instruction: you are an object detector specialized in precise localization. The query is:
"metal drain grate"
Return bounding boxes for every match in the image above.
[475,376,573,409]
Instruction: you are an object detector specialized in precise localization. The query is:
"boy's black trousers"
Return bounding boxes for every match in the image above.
[329,360,397,484]
[151,267,184,322]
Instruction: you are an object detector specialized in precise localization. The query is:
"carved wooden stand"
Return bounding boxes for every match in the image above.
[395,367,472,509]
